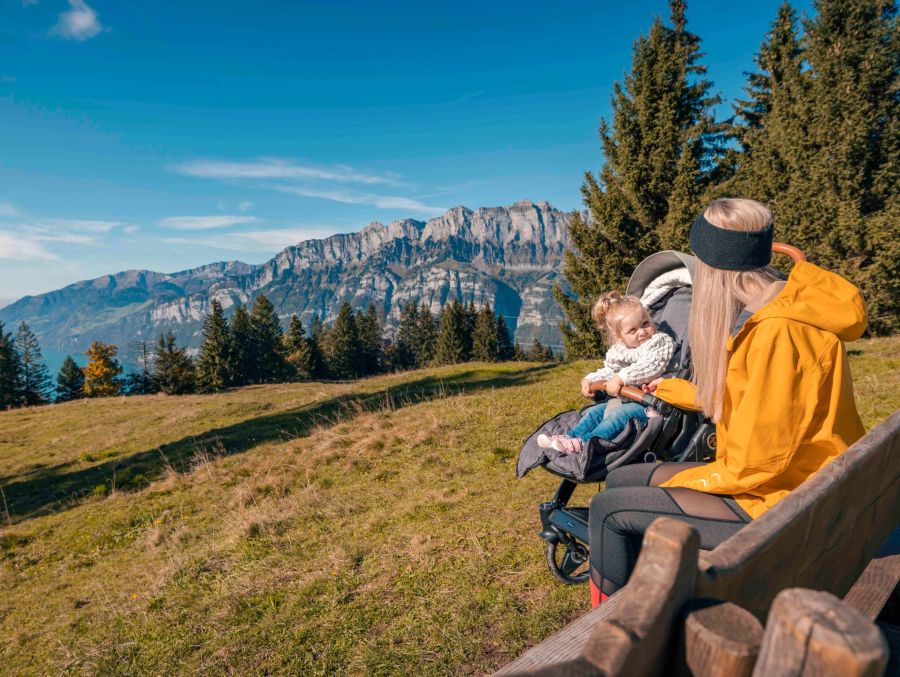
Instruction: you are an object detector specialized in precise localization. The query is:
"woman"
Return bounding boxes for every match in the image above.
[587,198,867,607]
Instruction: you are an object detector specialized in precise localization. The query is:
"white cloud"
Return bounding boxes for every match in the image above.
[0,232,58,261]
[32,231,95,244]
[38,218,126,233]
[266,184,446,215]
[123,225,140,234]
[0,202,21,217]
[171,158,399,186]
[163,226,338,253]
[158,215,259,231]
[238,201,253,213]
[51,0,102,41]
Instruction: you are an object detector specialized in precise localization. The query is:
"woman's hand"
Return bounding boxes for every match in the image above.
[642,378,663,394]
[581,378,593,397]
[605,375,624,397]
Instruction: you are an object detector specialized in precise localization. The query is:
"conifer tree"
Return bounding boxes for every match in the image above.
[124,340,158,395]
[283,314,313,381]
[0,321,23,409]
[356,304,383,376]
[556,0,727,358]
[83,341,123,398]
[496,314,515,361]
[15,322,50,405]
[307,314,328,379]
[196,300,232,392]
[229,303,253,386]
[732,0,897,332]
[433,299,468,365]
[471,304,500,362]
[154,332,195,395]
[393,301,419,370]
[413,305,438,367]
[528,340,555,362]
[796,0,897,333]
[513,342,527,361]
[462,300,477,359]
[55,355,85,402]
[326,302,360,379]
[731,1,806,206]
[250,294,287,383]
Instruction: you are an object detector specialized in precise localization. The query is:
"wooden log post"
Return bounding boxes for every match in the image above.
[676,599,764,677]
[752,588,889,677]
[499,517,700,676]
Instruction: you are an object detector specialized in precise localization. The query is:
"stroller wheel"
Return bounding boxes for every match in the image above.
[545,539,590,585]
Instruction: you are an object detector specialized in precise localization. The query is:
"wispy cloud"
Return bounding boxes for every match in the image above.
[158,215,259,231]
[37,218,127,233]
[0,232,58,261]
[164,226,337,253]
[266,184,445,215]
[238,201,253,213]
[31,231,95,244]
[171,158,400,187]
[51,0,102,41]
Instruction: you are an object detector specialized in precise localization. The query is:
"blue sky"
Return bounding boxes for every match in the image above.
[0,0,814,306]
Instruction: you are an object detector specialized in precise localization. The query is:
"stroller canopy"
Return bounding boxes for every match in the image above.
[627,250,695,378]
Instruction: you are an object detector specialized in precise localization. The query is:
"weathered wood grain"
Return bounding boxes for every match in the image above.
[676,599,763,677]
[752,588,889,676]
[843,526,900,620]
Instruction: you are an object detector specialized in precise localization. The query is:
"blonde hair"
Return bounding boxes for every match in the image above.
[592,291,649,343]
[690,198,780,421]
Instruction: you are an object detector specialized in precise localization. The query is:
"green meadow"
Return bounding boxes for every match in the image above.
[1,337,898,676]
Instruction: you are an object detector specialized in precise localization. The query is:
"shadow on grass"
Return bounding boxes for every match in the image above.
[1,364,557,524]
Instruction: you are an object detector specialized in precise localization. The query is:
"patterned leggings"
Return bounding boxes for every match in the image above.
[588,462,752,595]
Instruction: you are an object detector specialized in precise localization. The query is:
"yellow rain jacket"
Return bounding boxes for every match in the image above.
[656,261,867,519]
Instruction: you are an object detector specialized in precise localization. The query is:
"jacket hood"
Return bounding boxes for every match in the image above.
[734,261,867,344]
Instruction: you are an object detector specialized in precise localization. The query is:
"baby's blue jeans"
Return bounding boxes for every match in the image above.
[568,400,648,443]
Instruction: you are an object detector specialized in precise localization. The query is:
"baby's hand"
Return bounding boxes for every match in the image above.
[581,378,593,398]
[605,375,624,397]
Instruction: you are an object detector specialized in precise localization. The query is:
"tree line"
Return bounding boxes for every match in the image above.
[559,0,897,357]
[0,295,554,407]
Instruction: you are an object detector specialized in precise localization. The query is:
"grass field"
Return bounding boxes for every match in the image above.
[1,337,898,676]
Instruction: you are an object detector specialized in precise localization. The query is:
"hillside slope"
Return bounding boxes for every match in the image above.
[1,337,897,675]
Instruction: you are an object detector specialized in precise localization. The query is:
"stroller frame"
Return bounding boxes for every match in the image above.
[538,391,716,584]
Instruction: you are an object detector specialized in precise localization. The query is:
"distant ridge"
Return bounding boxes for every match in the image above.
[0,200,572,359]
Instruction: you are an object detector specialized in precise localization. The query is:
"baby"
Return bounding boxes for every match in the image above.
[538,291,675,453]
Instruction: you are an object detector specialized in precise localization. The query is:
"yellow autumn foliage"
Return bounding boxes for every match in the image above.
[82,341,123,397]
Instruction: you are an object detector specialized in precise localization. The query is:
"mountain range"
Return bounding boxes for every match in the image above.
[0,200,573,364]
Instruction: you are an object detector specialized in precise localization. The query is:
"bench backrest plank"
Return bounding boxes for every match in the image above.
[498,411,900,674]
[697,410,900,619]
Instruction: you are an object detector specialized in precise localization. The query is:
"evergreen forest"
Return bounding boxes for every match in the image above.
[0,296,552,408]
[558,0,898,357]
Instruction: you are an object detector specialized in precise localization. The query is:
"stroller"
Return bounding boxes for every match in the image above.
[516,251,718,584]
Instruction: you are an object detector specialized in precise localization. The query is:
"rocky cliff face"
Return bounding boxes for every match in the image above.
[0,200,571,360]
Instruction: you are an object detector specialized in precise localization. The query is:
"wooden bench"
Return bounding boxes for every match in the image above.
[497,409,900,676]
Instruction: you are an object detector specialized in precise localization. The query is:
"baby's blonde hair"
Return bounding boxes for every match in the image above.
[592,291,649,343]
